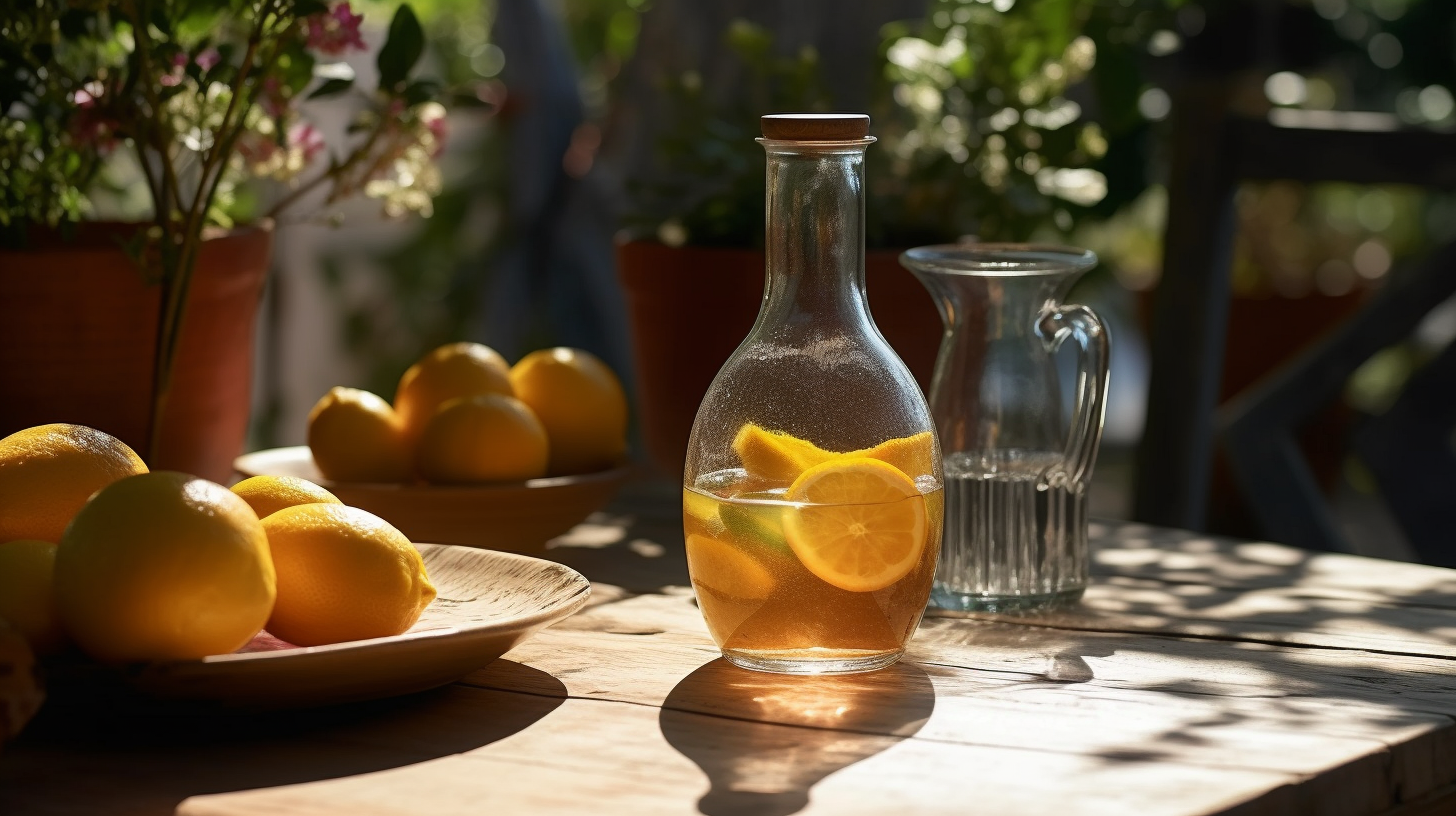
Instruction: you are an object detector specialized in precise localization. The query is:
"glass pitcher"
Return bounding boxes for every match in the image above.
[683,114,944,675]
[901,244,1108,614]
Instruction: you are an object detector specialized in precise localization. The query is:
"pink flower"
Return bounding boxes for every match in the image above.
[235,130,280,166]
[288,122,326,165]
[305,2,366,56]
[423,109,447,157]
[259,77,289,118]
[69,86,118,154]
[196,48,221,71]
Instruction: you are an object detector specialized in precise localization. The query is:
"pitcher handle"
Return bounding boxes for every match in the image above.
[1038,303,1109,485]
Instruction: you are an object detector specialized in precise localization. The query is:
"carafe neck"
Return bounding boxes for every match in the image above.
[758,139,874,329]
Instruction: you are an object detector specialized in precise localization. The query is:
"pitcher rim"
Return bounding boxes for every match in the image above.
[900,243,1097,277]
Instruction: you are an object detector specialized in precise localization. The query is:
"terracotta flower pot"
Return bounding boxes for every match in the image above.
[0,223,271,483]
[615,240,941,477]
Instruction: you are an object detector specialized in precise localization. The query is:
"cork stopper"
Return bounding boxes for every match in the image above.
[761,113,871,141]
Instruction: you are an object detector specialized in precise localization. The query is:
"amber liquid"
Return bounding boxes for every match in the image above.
[684,470,942,673]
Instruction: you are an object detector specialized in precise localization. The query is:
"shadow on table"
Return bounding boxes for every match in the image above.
[912,521,1456,807]
[659,659,934,816]
[547,508,690,594]
[1,660,565,816]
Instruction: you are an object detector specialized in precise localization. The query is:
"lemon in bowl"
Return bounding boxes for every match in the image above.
[510,347,628,476]
[414,394,550,483]
[307,387,412,483]
[395,342,514,444]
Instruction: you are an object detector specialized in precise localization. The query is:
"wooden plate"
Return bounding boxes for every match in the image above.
[53,545,590,710]
[234,446,629,554]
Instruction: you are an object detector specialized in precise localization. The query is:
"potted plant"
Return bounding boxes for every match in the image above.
[0,0,447,481]
[616,4,1165,475]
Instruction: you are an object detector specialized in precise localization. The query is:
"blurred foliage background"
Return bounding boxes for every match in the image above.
[274,0,1454,469]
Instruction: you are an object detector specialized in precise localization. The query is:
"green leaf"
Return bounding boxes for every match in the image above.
[308,77,354,99]
[449,89,494,110]
[58,9,94,39]
[150,7,173,37]
[280,49,318,93]
[292,0,330,17]
[401,78,438,107]
[376,5,425,91]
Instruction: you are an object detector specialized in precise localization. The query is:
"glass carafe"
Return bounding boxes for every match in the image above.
[901,244,1108,614]
[683,114,944,675]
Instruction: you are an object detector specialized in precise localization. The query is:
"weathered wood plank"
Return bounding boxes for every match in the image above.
[0,677,566,816]
[1088,522,1456,604]
[178,696,1307,816]
[1378,781,1456,816]
[990,578,1456,659]
[474,594,1456,812]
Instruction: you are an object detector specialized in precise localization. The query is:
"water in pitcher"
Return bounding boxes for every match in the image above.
[931,449,1088,613]
[902,243,1107,615]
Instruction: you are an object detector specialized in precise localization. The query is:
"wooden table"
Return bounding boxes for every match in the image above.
[6,479,1456,816]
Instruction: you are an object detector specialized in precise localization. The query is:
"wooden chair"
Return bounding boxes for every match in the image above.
[1133,85,1456,559]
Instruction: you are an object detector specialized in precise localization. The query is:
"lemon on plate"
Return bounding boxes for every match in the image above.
[395,342,514,443]
[0,622,43,745]
[262,504,436,647]
[0,539,65,654]
[510,348,627,475]
[782,457,928,593]
[231,474,342,520]
[55,472,276,663]
[0,423,148,544]
[414,394,549,483]
[308,387,413,483]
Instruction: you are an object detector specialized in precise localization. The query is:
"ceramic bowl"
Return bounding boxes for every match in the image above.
[234,446,628,555]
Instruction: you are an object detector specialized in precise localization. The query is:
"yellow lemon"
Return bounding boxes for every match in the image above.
[733,423,937,484]
[732,424,836,483]
[509,348,627,475]
[782,457,928,593]
[55,472,276,662]
[0,540,65,654]
[683,489,726,536]
[414,394,550,483]
[0,423,148,544]
[686,534,776,600]
[395,342,514,442]
[231,475,343,521]
[261,504,436,647]
[308,387,412,483]
[857,431,937,480]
